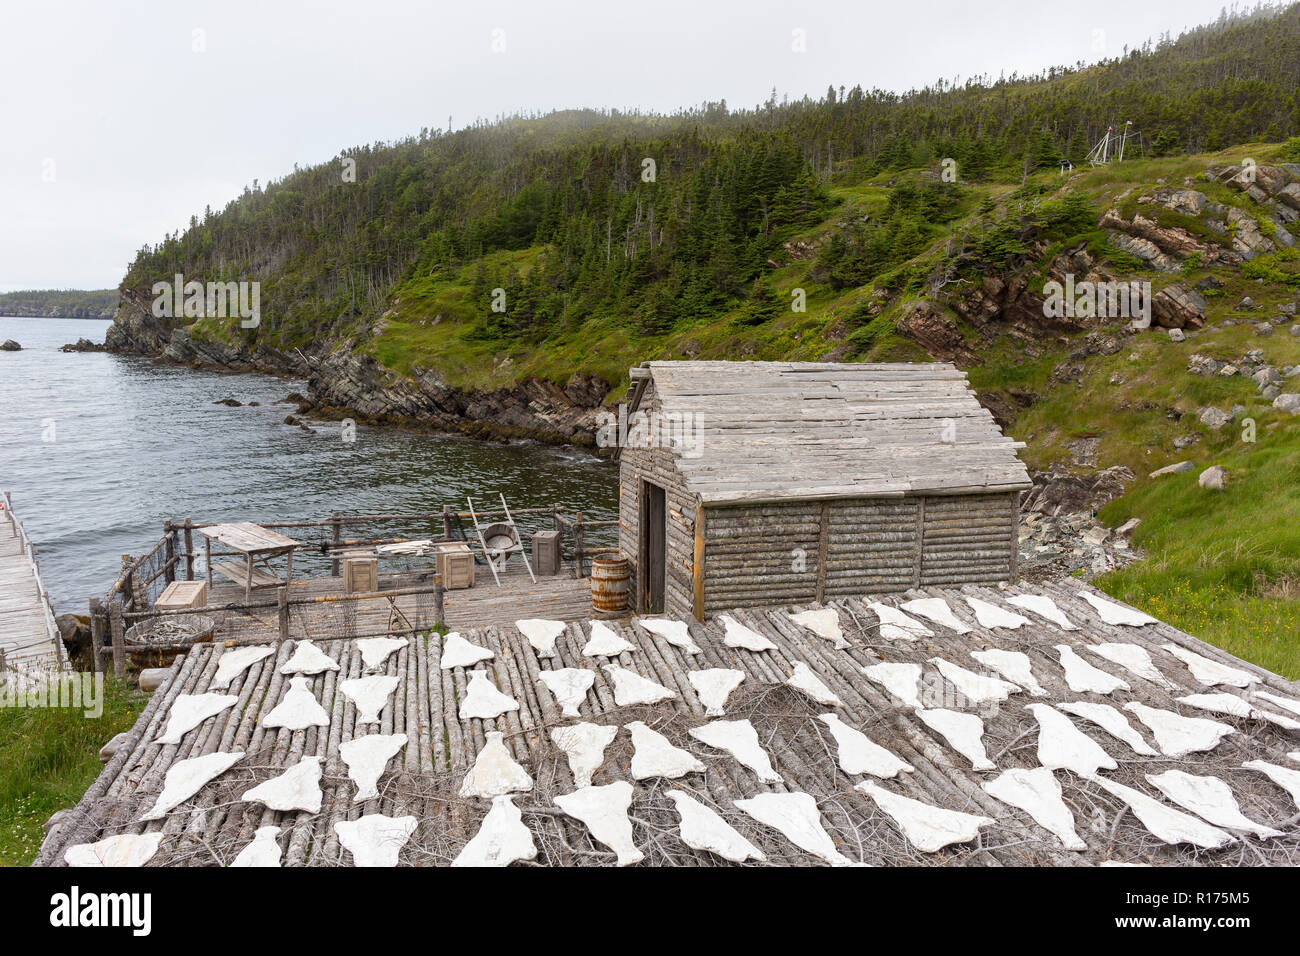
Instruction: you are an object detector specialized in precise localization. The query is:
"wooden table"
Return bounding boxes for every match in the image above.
[198,522,300,602]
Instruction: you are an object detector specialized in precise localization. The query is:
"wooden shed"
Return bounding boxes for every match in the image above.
[615,361,1032,619]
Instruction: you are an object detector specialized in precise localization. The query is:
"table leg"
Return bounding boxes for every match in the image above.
[245,555,253,603]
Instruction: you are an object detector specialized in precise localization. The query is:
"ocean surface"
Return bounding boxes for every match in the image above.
[0,316,618,613]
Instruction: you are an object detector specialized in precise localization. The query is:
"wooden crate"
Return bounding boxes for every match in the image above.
[532,530,561,576]
[342,555,378,594]
[435,543,475,589]
[155,580,208,610]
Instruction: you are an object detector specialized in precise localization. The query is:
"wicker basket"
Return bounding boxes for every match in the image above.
[124,613,216,668]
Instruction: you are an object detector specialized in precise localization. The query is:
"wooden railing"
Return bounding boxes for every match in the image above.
[1,490,65,671]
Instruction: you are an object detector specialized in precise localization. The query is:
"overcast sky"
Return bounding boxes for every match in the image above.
[0,0,1234,292]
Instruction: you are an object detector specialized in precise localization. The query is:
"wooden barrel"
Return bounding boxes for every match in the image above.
[590,555,631,613]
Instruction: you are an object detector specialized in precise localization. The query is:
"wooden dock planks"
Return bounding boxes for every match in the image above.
[0,492,63,673]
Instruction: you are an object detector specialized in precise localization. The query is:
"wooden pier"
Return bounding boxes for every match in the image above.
[0,491,64,674]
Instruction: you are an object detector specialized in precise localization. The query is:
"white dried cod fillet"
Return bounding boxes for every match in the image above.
[279,640,339,675]
[816,713,913,779]
[65,832,163,867]
[341,674,399,725]
[1006,593,1078,630]
[550,722,617,788]
[459,731,533,798]
[440,632,493,669]
[1123,702,1235,757]
[970,649,1047,697]
[688,668,745,716]
[1162,643,1258,688]
[1056,702,1158,756]
[1242,760,1300,811]
[789,607,850,648]
[154,693,238,745]
[1027,703,1117,776]
[1146,771,1283,839]
[459,669,519,720]
[340,733,408,801]
[241,755,323,813]
[734,791,860,866]
[719,614,777,652]
[666,789,765,863]
[965,597,1031,630]
[554,781,643,865]
[516,618,566,658]
[582,620,635,657]
[899,597,970,634]
[688,719,780,783]
[638,617,701,654]
[857,782,995,853]
[355,636,407,670]
[917,709,994,771]
[1087,776,1234,850]
[452,795,537,867]
[1077,591,1158,627]
[230,826,283,867]
[141,751,245,821]
[930,657,1021,704]
[627,721,704,780]
[982,767,1085,851]
[861,661,923,710]
[786,661,841,706]
[210,645,275,689]
[262,675,329,730]
[601,664,675,706]
[537,668,595,718]
[1056,644,1129,695]
[1087,642,1170,686]
[868,602,931,640]
[334,814,418,867]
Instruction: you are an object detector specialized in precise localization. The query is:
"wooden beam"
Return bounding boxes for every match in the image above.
[692,503,705,622]
[815,501,829,604]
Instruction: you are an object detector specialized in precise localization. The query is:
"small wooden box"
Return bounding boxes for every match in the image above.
[533,530,561,576]
[343,555,378,594]
[156,580,207,610]
[436,542,475,589]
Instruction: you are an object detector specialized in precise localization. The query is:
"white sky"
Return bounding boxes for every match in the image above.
[0,0,1234,291]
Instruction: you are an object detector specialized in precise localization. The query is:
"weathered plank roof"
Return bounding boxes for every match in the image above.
[36,582,1300,868]
[635,361,1031,504]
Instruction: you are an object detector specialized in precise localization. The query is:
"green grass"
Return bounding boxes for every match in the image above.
[0,676,146,865]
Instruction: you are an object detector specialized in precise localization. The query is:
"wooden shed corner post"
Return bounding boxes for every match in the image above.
[692,503,705,622]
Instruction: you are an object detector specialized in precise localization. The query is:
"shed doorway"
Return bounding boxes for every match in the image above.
[639,480,666,614]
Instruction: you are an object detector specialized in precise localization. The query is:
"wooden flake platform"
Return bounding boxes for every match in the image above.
[37,581,1300,868]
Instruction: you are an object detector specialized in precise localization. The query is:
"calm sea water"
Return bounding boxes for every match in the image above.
[0,316,618,613]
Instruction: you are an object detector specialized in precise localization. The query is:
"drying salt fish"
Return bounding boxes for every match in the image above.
[340,733,408,801]
[719,614,777,652]
[734,791,859,866]
[1162,643,1257,688]
[210,645,275,689]
[262,675,330,730]
[334,814,418,867]
[459,731,533,798]
[970,649,1047,697]
[917,709,994,771]
[1006,593,1078,630]
[867,602,931,640]
[786,661,841,707]
[982,767,1085,851]
[550,722,617,788]
[626,721,704,780]
[1056,644,1130,695]
[440,632,494,669]
[1146,771,1283,839]
[452,795,537,867]
[582,620,635,657]
[1027,704,1117,776]
[789,607,849,648]
[1057,701,1158,756]
[817,713,913,779]
[230,826,283,867]
[279,639,339,675]
[1123,702,1235,757]
[860,661,923,710]
[1077,590,1158,627]
[1178,693,1300,731]
[553,781,643,866]
[458,669,520,720]
[1087,642,1170,686]
[65,832,163,868]
[1087,776,1234,850]
[899,597,970,634]
[1242,760,1300,810]
[964,596,1030,630]
[638,617,702,654]
[929,657,1021,705]
[601,664,675,707]
[341,674,400,725]
[153,693,238,745]
[1254,689,1300,718]
[537,668,595,718]
[1290,752,1300,764]
[241,756,323,813]
[688,668,745,716]
[666,789,765,863]
[141,750,245,821]
[355,636,407,671]
[857,782,994,853]
[688,719,780,783]
[516,618,566,658]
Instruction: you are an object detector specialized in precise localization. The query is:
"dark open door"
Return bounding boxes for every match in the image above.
[639,480,666,614]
